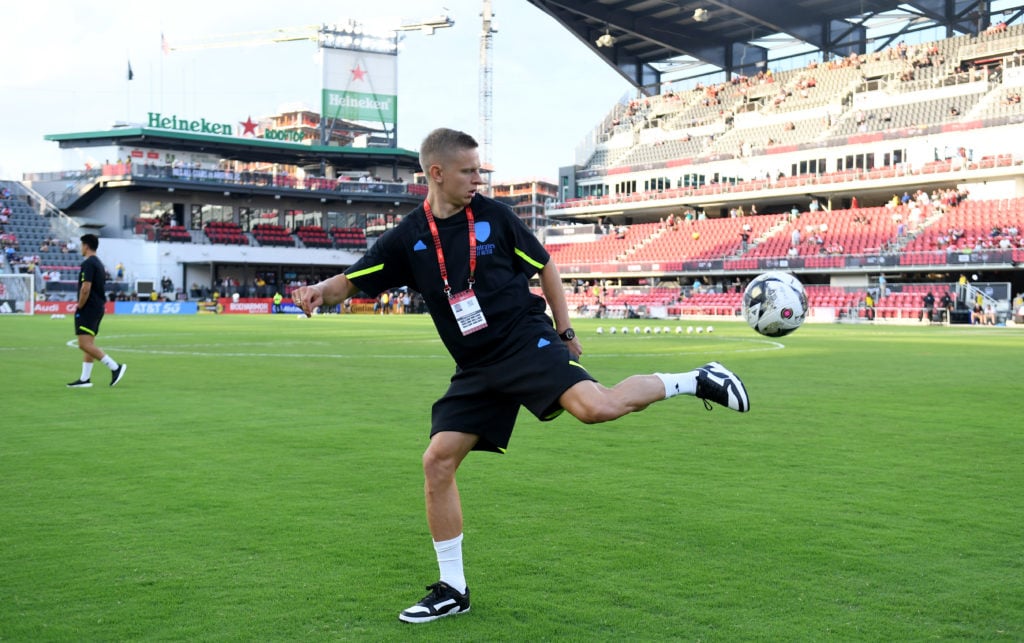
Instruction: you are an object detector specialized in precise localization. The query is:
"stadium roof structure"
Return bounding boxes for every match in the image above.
[527,0,1023,92]
[44,127,422,174]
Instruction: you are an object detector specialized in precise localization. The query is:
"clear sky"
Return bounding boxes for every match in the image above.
[0,0,635,183]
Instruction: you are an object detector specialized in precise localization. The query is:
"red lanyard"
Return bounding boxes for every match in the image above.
[423,199,476,297]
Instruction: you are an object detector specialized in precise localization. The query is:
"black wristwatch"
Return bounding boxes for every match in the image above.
[558,328,576,341]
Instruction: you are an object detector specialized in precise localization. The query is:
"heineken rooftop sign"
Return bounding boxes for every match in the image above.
[146,111,309,142]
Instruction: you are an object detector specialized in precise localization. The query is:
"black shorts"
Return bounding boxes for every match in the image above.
[74,308,104,336]
[431,333,596,454]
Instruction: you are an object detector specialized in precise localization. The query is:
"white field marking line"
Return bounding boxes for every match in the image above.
[586,336,785,358]
[54,335,783,358]
[58,339,452,359]
[95,347,455,359]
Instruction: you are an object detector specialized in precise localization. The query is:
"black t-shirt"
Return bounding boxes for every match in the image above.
[78,255,107,313]
[346,194,552,368]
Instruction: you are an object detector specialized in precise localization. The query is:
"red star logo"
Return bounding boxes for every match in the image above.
[351,65,367,82]
[240,116,258,136]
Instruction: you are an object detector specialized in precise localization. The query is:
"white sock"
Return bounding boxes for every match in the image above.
[81,362,94,380]
[101,355,119,371]
[433,534,466,594]
[655,372,698,399]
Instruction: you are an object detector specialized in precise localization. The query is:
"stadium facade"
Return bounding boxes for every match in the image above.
[3,3,1024,323]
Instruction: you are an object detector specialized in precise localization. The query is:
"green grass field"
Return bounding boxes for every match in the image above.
[1,313,1022,641]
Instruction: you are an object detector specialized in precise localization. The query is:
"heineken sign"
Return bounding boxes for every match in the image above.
[322,90,397,123]
[148,112,233,135]
[147,112,306,142]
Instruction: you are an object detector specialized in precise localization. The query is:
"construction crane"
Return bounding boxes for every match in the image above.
[165,15,453,53]
[164,26,321,53]
[479,0,497,194]
[396,14,455,35]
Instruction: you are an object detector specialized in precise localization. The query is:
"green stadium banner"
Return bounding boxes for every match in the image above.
[322,48,397,128]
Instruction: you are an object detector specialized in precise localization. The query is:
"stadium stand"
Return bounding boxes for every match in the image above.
[203,221,249,245]
[295,225,334,249]
[251,223,295,247]
[331,227,367,250]
[557,26,1024,208]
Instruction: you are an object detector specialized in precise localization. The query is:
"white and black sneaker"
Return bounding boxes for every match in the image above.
[66,379,93,388]
[399,581,470,623]
[110,364,127,387]
[695,362,750,412]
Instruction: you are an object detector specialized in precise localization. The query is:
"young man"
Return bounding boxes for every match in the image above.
[67,234,126,388]
[291,128,749,624]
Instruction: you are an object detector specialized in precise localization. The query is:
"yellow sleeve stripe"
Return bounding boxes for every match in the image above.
[515,248,545,270]
[346,263,385,280]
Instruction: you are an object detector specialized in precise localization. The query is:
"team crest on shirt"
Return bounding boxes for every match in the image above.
[475,222,491,242]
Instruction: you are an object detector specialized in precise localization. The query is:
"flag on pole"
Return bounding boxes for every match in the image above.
[127,60,134,81]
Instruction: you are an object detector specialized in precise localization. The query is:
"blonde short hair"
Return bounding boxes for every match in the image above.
[419,128,478,174]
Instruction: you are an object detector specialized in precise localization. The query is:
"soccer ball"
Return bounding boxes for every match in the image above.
[596,326,604,334]
[742,271,808,337]
[643,326,652,334]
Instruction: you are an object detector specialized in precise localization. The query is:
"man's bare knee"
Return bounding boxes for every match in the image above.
[422,443,465,484]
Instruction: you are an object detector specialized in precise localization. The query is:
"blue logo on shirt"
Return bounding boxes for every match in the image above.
[475,221,491,242]
[413,240,427,251]
[537,338,550,348]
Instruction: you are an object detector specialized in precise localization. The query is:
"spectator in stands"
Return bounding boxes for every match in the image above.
[919,291,935,323]
[116,262,125,281]
[66,234,127,389]
[289,127,750,624]
[940,291,954,323]
[983,304,996,325]
[971,302,984,325]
